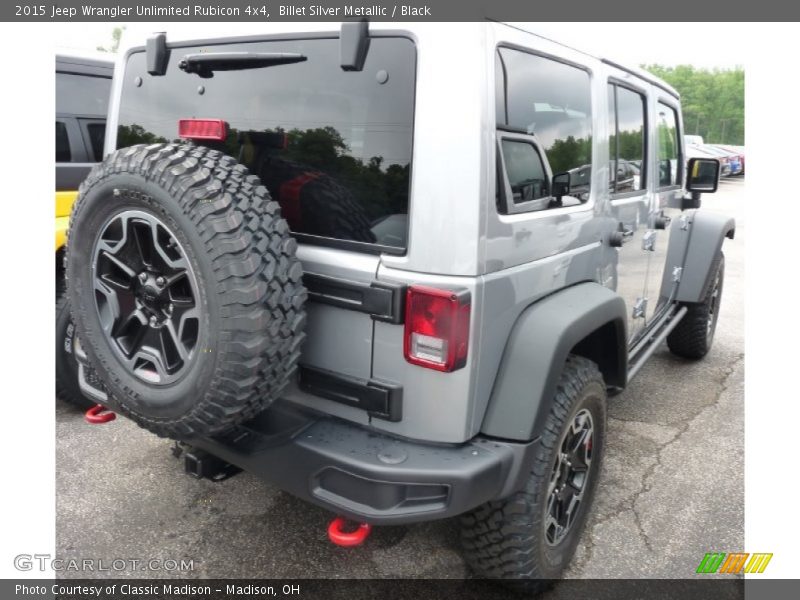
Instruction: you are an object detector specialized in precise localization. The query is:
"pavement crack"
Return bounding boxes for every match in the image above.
[630,352,744,543]
[576,352,744,568]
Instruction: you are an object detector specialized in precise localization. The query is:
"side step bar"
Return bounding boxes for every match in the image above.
[627,305,688,383]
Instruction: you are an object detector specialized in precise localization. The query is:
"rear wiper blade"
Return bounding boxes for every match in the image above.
[178,52,307,78]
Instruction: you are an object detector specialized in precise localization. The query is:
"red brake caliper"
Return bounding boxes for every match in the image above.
[84,404,116,424]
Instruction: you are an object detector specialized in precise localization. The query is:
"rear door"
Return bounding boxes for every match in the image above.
[606,77,652,343]
[114,35,417,424]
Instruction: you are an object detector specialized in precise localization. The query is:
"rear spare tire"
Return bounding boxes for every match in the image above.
[66,143,307,438]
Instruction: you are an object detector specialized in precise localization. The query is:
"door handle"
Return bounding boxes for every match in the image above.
[609,227,634,247]
[655,214,672,230]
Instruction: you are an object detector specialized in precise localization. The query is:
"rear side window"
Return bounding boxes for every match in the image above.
[56,72,111,116]
[117,37,416,252]
[85,122,106,161]
[608,84,646,193]
[56,121,70,162]
[657,102,682,187]
[496,48,593,202]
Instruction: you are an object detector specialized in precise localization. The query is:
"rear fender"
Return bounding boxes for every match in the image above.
[480,282,627,442]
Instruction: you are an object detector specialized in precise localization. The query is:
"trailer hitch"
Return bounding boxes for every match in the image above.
[327,517,371,547]
[84,404,116,424]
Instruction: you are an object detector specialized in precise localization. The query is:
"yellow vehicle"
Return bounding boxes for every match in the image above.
[55,53,113,407]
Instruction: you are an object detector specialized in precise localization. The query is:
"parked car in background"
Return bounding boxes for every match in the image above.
[700,144,742,176]
[711,144,745,175]
[55,53,113,409]
[687,143,731,177]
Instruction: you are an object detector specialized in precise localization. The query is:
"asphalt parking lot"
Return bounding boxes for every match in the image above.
[56,178,744,584]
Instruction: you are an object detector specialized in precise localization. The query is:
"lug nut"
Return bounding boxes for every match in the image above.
[138,272,148,284]
[149,316,159,327]
[155,276,166,288]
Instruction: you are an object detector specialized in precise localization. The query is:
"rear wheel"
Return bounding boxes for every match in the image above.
[460,356,606,588]
[66,143,307,439]
[667,253,724,360]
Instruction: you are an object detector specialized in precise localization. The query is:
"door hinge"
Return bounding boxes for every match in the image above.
[672,266,683,282]
[633,297,648,319]
[642,230,657,252]
[679,215,690,230]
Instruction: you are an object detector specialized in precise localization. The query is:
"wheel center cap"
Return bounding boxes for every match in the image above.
[137,274,167,313]
[142,285,160,304]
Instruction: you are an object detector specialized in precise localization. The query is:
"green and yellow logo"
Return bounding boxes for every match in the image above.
[696,552,773,574]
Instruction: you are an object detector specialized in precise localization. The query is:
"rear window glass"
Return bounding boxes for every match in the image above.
[496,48,593,201]
[117,37,416,251]
[56,72,111,116]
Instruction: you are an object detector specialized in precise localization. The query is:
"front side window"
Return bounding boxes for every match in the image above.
[657,102,681,187]
[497,48,593,203]
[608,84,646,193]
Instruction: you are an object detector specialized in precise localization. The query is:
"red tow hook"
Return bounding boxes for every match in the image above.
[327,517,371,547]
[84,404,116,424]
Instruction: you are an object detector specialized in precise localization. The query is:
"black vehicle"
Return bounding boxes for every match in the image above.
[55,53,113,409]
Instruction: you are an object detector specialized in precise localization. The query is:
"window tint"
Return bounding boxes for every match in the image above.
[657,102,681,187]
[56,121,70,162]
[117,37,415,250]
[56,73,111,116]
[86,122,106,161]
[501,140,549,204]
[608,84,646,193]
[497,48,593,201]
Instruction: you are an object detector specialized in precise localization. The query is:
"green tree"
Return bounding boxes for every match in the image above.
[116,124,167,148]
[642,64,744,145]
[97,26,126,53]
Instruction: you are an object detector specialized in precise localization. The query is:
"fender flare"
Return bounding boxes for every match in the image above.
[674,211,735,303]
[480,282,627,442]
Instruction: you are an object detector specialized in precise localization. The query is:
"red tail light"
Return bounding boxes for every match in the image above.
[404,286,470,372]
[178,119,227,141]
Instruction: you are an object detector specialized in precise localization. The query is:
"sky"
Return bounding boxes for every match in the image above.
[53,22,746,69]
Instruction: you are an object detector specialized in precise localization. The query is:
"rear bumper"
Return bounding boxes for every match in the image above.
[191,401,530,525]
[75,349,532,525]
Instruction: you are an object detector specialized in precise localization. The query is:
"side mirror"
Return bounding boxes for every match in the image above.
[686,157,720,194]
[552,172,571,201]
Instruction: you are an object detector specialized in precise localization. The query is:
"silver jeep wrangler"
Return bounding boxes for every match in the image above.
[69,22,732,584]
